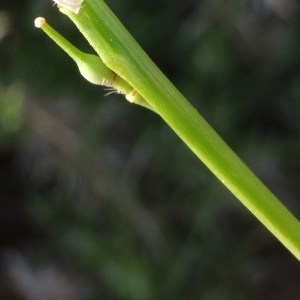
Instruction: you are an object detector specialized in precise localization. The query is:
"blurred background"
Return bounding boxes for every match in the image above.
[0,0,300,299]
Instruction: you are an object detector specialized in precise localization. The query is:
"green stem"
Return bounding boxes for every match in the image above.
[34,17,153,110]
[51,1,300,260]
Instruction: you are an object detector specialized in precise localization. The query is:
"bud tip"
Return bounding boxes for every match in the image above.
[34,17,46,28]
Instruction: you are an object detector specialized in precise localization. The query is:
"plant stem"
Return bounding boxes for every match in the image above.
[34,17,153,110]
[51,0,300,260]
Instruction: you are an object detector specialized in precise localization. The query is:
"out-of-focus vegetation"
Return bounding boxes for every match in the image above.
[0,0,299,299]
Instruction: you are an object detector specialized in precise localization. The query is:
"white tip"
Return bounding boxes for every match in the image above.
[53,0,84,14]
[34,17,46,28]
[125,90,137,103]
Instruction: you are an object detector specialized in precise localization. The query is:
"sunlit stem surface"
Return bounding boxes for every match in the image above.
[37,0,300,260]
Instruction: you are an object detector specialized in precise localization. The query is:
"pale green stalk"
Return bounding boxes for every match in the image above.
[36,0,300,260]
[34,17,152,110]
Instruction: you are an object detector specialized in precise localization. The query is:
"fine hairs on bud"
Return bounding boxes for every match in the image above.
[52,0,84,14]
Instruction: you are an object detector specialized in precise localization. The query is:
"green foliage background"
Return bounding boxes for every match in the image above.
[0,0,299,299]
